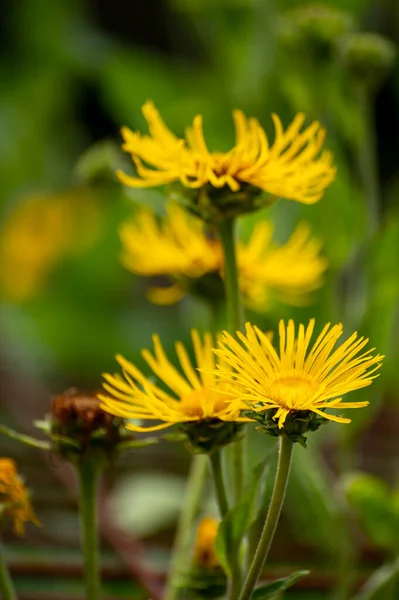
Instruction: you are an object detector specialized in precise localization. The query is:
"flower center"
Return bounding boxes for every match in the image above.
[179,389,211,418]
[179,389,228,419]
[267,375,320,410]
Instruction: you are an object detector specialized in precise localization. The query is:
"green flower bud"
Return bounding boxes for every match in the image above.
[280,3,353,57]
[340,33,396,92]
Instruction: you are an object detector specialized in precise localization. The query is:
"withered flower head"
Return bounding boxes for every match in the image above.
[50,388,131,462]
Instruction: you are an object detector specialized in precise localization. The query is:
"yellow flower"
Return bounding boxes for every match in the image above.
[99,330,249,433]
[238,221,327,311]
[0,191,103,302]
[215,320,383,429]
[120,203,222,303]
[0,458,40,535]
[120,203,327,309]
[117,101,335,205]
[194,517,219,568]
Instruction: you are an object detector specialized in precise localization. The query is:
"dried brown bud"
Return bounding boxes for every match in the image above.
[50,388,130,462]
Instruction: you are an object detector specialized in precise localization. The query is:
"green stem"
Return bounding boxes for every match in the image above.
[0,538,16,600]
[238,436,294,600]
[209,450,229,518]
[217,217,246,502]
[164,455,208,600]
[217,217,244,333]
[232,439,245,504]
[356,86,380,239]
[210,451,242,600]
[77,459,101,600]
[217,216,245,600]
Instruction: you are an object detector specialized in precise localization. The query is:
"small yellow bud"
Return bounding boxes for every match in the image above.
[194,517,219,568]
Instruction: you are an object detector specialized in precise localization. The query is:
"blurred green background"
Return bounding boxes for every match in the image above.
[0,0,398,598]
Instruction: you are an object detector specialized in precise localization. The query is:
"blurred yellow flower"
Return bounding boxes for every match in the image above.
[194,517,219,568]
[0,196,72,301]
[120,203,222,278]
[99,330,249,432]
[215,320,383,429]
[120,204,327,310]
[0,192,103,301]
[238,221,327,311]
[117,101,335,205]
[0,458,40,536]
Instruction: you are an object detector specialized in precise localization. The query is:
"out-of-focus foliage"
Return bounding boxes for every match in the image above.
[344,473,399,551]
[0,0,398,597]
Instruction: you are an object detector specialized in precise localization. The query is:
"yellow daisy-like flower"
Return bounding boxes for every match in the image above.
[237,221,327,311]
[215,320,383,429]
[194,517,219,568]
[99,330,248,434]
[0,191,103,302]
[0,458,40,536]
[120,203,327,309]
[120,203,222,278]
[117,101,335,205]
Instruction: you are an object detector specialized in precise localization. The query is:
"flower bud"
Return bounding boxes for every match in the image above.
[340,33,396,92]
[50,388,132,463]
[280,3,353,57]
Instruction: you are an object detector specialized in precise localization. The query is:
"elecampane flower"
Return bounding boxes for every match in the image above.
[99,330,248,432]
[215,320,383,428]
[237,221,327,310]
[120,203,327,309]
[0,458,40,535]
[117,101,335,204]
[120,204,222,278]
[0,192,102,302]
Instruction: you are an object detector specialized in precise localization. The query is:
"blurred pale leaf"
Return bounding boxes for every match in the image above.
[109,472,187,536]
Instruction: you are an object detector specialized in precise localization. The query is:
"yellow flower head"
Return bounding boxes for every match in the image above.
[215,320,383,430]
[120,203,327,309]
[117,101,335,205]
[99,330,248,433]
[120,203,222,282]
[0,191,103,302]
[237,221,327,311]
[0,458,40,535]
[194,517,219,568]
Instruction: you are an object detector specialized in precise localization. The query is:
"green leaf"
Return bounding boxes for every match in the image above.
[250,570,310,599]
[116,437,159,451]
[109,472,187,537]
[0,424,51,451]
[214,456,269,576]
[344,473,398,550]
[286,444,340,553]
